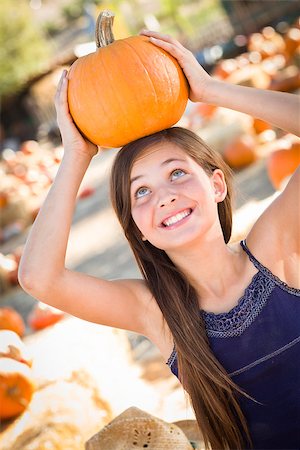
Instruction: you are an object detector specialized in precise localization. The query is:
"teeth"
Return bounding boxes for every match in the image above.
[163,209,191,227]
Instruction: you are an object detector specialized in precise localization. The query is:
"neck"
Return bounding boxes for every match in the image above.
[167,232,245,309]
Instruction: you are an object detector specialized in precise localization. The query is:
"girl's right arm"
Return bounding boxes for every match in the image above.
[18,71,153,335]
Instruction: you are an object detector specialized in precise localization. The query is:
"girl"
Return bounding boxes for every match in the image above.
[18,31,300,450]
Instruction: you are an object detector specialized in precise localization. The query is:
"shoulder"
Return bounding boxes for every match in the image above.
[245,169,300,288]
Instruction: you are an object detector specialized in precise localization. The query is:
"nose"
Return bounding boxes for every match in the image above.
[158,190,177,208]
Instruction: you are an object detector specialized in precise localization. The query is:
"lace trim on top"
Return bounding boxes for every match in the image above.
[202,271,275,338]
[166,239,300,366]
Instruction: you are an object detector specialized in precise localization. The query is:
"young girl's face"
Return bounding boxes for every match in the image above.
[130,142,226,251]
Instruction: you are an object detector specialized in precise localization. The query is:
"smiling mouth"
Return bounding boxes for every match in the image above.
[161,208,193,227]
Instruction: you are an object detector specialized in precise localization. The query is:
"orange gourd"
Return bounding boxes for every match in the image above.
[252,118,272,134]
[0,307,25,337]
[267,142,300,189]
[0,330,33,367]
[68,10,189,148]
[0,357,35,419]
[223,135,257,169]
[28,302,65,331]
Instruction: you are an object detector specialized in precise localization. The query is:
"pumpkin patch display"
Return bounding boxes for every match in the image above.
[0,307,25,337]
[266,141,300,189]
[67,10,189,148]
[0,357,35,420]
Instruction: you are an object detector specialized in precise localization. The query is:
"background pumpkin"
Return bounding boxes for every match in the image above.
[0,357,35,420]
[223,134,258,169]
[28,302,65,331]
[0,307,25,337]
[267,141,300,189]
[67,10,189,148]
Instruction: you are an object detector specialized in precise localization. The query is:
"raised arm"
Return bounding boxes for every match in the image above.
[17,71,152,335]
[203,81,300,137]
[141,30,300,137]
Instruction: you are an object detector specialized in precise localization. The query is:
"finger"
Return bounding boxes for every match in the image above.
[140,29,184,49]
[148,36,187,62]
[55,71,70,114]
[55,70,68,105]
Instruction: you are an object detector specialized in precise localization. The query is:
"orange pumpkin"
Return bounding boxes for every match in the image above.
[68,10,189,148]
[267,142,300,189]
[28,302,65,331]
[0,357,35,419]
[223,135,257,169]
[0,307,25,337]
[0,330,33,367]
[252,118,272,134]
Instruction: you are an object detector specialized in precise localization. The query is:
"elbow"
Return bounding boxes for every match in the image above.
[18,266,36,293]
[18,260,43,293]
[18,263,62,296]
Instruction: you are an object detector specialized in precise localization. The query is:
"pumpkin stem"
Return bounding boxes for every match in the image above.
[95,10,115,48]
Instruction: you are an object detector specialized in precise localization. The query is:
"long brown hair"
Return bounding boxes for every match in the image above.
[110,127,251,449]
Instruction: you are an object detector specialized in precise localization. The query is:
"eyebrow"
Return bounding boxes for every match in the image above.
[130,158,186,185]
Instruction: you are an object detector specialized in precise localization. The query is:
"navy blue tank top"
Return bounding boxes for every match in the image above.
[166,239,300,449]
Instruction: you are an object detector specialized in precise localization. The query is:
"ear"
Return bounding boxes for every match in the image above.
[211,169,227,203]
[142,236,147,241]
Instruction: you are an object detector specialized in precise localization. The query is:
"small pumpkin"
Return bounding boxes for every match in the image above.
[252,118,272,135]
[0,330,33,367]
[0,357,35,420]
[267,142,300,189]
[68,10,189,148]
[28,302,65,331]
[223,135,257,169]
[0,307,25,337]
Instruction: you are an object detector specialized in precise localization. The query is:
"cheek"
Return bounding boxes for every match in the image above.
[131,206,147,233]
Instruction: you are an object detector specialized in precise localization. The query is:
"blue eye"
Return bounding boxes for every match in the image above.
[171,169,186,180]
[135,186,150,198]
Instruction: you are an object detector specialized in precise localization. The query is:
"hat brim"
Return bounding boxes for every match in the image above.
[173,420,204,446]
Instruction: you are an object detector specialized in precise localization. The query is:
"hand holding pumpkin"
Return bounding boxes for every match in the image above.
[55,70,99,159]
[139,30,212,103]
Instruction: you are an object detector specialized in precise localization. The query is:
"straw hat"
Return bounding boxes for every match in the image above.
[173,419,204,448]
[85,407,195,450]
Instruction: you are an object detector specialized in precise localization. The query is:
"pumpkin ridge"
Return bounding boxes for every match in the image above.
[123,38,181,125]
[121,39,159,118]
[163,54,176,108]
[68,57,107,144]
[78,58,106,142]
[113,40,149,138]
[90,51,115,138]
[101,44,136,144]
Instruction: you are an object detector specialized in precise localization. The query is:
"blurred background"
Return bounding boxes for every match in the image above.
[0,1,299,449]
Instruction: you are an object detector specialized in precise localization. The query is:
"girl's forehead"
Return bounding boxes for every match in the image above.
[131,142,189,170]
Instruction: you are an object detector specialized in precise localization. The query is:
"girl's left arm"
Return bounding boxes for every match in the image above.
[141,30,300,137]
[203,82,300,137]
